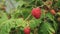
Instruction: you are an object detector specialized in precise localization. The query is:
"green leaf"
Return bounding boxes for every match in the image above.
[0,18,27,34]
[30,19,41,29]
[0,11,8,24]
[21,8,32,19]
[39,22,55,34]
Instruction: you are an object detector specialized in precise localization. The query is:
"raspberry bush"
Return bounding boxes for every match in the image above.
[0,0,60,34]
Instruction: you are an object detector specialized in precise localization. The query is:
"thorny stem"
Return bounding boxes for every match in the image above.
[35,0,37,7]
[25,13,31,21]
[24,13,31,27]
[20,11,24,18]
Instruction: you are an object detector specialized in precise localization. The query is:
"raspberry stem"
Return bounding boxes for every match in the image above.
[25,13,31,21]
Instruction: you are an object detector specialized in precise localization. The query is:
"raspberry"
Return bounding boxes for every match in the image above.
[31,7,41,19]
[50,9,56,15]
[24,27,30,34]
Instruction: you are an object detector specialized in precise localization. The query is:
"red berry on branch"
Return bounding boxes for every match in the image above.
[50,9,56,15]
[31,7,41,19]
[24,27,30,34]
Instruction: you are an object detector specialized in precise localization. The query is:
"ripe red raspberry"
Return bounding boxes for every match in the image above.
[50,9,56,15]
[24,27,30,34]
[31,7,41,19]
